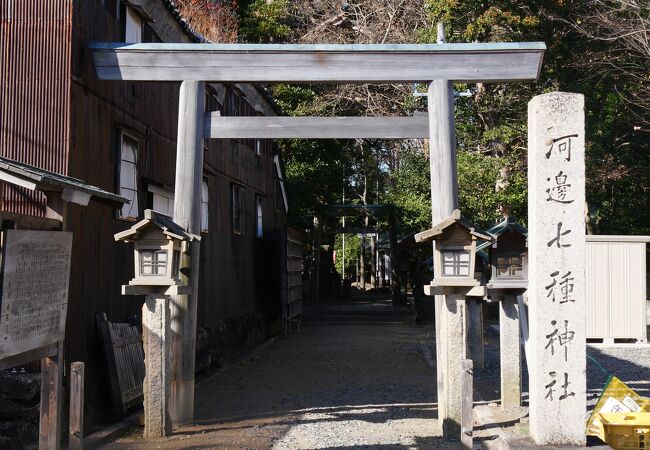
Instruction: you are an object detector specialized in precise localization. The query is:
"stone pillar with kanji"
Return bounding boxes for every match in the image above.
[528,92,586,446]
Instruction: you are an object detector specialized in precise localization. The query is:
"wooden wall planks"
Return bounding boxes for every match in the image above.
[6,0,287,428]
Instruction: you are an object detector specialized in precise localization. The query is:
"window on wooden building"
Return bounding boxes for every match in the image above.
[118,132,139,220]
[231,184,241,235]
[148,182,209,230]
[273,155,288,213]
[201,180,209,233]
[125,7,142,43]
[256,196,263,238]
[149,186,174,217]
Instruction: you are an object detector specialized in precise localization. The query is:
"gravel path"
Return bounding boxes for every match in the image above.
[101,321,463,449]
[98,299,650,449]
[474,321,650,411]
[585,345,650,408]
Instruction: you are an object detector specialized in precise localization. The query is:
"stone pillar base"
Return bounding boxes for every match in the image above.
[142,295,172,439]
[500,296,522,409]
[436,289,470,441]
[468,298,484,370]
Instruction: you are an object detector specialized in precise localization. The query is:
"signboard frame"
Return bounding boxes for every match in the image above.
[0,229,73,450]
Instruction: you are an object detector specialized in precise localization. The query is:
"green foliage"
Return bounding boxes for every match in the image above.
[383,146,528,233]
[333,233,361,279]
[281,137,348,223]
[239,0,291,43]
[271,85,316,115]
[457,151,527,229]
[234,0,649,237]
[413,1,541,232]
[271,84,334,116]
[384,148,431,233]
[419,1,541,43]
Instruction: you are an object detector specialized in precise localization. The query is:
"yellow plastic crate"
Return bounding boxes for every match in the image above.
[598,413,650,450]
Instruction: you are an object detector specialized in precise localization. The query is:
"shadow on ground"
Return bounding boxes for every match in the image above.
[101,292,448,449]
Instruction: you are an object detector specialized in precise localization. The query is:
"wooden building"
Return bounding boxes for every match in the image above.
[1,0,288,426]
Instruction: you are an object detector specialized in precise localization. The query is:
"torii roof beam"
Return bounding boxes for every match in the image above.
[204,115,429,139]
[90,42,546,83]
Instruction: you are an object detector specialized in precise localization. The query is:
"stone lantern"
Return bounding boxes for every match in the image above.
[481,215,528,410]
[415,208,492,434]
[114,209,200,439]
[415,209,491,297]
[484,216,528,290]
[114,209,200,296]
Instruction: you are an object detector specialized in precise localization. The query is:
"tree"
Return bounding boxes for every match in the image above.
[333,233,362,279]
[563,0,649,126]
[184,0,649,237]
[174,0,239,42]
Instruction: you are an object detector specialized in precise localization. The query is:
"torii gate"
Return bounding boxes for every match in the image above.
[91,35,545,441]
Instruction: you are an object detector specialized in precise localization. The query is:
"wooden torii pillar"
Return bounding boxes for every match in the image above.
[170,80,205,424]
[90,39,546,436]
[427,23,463,439]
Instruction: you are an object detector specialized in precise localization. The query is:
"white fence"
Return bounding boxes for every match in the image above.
[586,235,649,342]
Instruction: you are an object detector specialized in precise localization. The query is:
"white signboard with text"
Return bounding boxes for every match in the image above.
[0,230,73,358]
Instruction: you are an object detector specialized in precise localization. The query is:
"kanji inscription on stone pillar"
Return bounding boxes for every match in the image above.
[528,92,586,446]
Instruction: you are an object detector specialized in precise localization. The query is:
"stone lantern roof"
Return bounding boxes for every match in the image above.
[414,209,492,244]
[114,209,201,243]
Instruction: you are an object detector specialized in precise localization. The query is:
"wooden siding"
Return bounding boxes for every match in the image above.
[69,0,285,425]
[3,0,286,427]
[64,1,188,424]
[198,86,284,335]
[286,228,303,331]
[0,0,73,216]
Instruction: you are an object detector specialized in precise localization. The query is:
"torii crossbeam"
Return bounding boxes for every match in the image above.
[91,42,545,83]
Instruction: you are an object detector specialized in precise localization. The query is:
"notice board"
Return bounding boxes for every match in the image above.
[0,230,73,358]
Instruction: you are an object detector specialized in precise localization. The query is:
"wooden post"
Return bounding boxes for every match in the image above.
[360,236,366,290]
[170,80,205,425]
[370,235,377,289]
[428,22,461,440]
[39,341,63,450]
[461,359,474,449]
[69,362,84,450]
[389,216,400,304]
[310,216,322,302]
